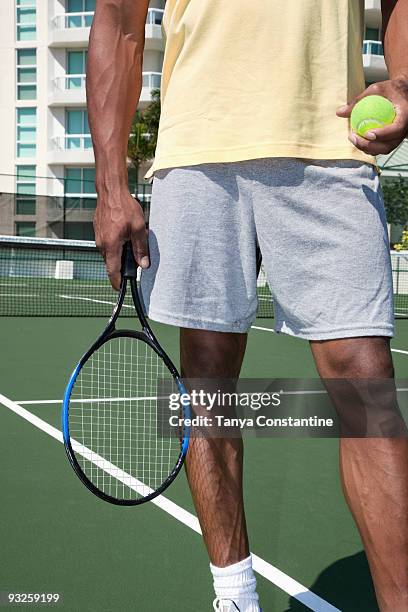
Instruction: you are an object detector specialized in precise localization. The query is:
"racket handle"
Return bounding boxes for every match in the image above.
[256,242,262,277]
[121,241,138,278]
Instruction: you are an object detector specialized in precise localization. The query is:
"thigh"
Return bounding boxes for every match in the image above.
[141,163,258,332]
[252,158,394,340]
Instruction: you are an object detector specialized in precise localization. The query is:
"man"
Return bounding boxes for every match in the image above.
[87,0,408,610]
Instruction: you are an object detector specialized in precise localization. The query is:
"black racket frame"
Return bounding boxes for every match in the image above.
[62,242,189,506]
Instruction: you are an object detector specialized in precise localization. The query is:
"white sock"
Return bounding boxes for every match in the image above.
[210,555,260,611]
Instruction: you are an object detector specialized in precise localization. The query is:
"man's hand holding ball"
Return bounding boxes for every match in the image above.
[336,77,408,155]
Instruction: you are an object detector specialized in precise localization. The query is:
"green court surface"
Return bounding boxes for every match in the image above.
[1,316,408,611]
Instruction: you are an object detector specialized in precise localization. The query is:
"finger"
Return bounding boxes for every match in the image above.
[97,244,106,261]
[336,103,353,117]
[104,243,123,291]
[349,135,397,155]
[95,242,107,266]
[348,131,402,155]
[131,225,150,269]
[336,90,372,117]
[336,83,393,118]
[359,114,408,142]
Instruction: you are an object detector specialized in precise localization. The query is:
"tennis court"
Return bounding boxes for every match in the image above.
[1,237,408,611]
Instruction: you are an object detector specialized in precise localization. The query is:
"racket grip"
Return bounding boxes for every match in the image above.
[256,242,262,277]
[121,241,138,278]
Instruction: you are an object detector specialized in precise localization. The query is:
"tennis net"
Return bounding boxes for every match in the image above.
[1,235,407,319]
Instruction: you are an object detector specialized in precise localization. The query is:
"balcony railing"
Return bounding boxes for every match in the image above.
[365,0,381,11]
[53,74,86,91]
[53,72,158,94]
[53,8,163,31]
[53,11,94,30]
[146,8,164,26]
[142,72,162,89]
[53,135,92,150]
[363,40,384,56]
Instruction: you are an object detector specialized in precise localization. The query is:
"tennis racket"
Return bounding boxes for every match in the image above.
[62,241,190,505]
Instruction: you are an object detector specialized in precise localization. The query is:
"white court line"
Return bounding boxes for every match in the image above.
[0,294,39,298]
[51,295,408,355]
[59,295,133,309]
[16,386,408,406]
[392,349,408,356]
[17,397,162,405]
[0,392,340,612]
[0,282,27,286]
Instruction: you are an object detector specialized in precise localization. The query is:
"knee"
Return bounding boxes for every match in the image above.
[180,328,247,377]
[313,337,394,379]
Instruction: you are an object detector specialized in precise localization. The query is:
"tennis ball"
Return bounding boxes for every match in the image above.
[350,95,396,137]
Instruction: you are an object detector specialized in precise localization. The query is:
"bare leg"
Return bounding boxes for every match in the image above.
[311,337,408,612]
[181,328,249,567]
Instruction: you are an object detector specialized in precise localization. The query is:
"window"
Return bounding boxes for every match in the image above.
[67,50,87,89]
[65,222,94,240]
[15,165,36,214]
[365,27,380,41]
[16,0,36,41]
[66,109,91,149]
[65,167,95,194]
[17,49,37,100]
[65,167,96,210]
[147,8,164,26]
[67,0,95,28]
[16,107,37,158]
[16,221,36,236]
[363,40,383,56]
[142,72,162,89]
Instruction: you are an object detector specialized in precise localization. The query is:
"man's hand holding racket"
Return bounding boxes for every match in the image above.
[93,187,150,291]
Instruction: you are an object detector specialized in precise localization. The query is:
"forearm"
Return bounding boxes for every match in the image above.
[87,0,148,192]
[382,0,408,80]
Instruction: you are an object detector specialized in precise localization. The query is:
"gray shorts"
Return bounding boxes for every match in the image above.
[140,158,394,340]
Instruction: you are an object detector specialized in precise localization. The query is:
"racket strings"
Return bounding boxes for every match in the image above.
[69,336,181,500]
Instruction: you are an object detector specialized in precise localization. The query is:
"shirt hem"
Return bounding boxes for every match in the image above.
[145,143,377,178]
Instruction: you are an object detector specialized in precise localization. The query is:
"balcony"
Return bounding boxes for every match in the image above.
[49,75,86,107]
[365,0,381,26]
[140,72,162,106]
[145,8,164,51]
[363,40,388,81]
[48,71,158,108]
[49,8,164,49]
[49,12,93,47]
[48,135,94,165]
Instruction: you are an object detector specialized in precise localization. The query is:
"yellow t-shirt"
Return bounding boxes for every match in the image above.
[145,0,376,178]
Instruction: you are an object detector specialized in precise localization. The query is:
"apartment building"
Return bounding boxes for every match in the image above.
[0,0,165,238]
[0,0,406,238]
